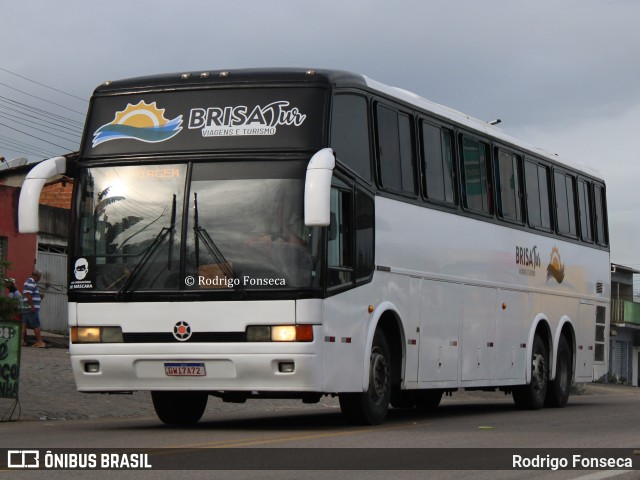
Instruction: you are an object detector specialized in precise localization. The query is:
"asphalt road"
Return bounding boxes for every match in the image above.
[1,342,639,480]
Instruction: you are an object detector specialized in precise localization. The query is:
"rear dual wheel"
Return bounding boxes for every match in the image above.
[545,336,572,408]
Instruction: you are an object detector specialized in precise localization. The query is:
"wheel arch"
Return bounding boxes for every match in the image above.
[363,302,406,391]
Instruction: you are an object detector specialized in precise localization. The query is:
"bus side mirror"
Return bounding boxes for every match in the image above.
[19,156,67,233]
[304,148,335,227]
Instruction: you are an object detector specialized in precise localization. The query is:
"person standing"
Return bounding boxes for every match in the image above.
[22,269,47,348]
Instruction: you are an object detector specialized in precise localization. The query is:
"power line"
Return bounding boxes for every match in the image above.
[0,81,86,116]
[0,67,87,159]
[0,134,58,155]
[0,142,53,159]
[0,111,79,144]
[0,66,88,103]
[0,108,83,137]
[0,97,84,130]
[0,120,76,151]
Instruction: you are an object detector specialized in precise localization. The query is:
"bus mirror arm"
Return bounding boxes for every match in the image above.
[304,148,335,227]
[18,156,67,233]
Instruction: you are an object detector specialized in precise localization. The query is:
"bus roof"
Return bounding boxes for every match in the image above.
[92,68,602,181]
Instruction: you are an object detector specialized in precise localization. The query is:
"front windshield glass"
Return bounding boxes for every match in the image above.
[185,161,320,290]
[77,165,186,291]
[75,160,320,292]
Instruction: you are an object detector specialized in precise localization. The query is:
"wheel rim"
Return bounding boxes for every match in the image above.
[532,352,547,393]
[370,346,389,405]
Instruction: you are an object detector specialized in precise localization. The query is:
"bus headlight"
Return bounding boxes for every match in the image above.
[71,327,123,343]
[246,325,313,342]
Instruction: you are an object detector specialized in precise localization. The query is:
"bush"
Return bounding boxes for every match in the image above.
[0,261,20,321]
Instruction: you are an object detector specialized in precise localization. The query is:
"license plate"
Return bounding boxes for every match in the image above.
[164,362,206,376]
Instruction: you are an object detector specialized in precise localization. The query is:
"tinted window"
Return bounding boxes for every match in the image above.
[330,95,371,180]
[328,179,353,287]
[594,184,608,246]
[554,171,577,237]
[355,191,374,280]
[461,135,491,214]
[495,149,523,222]
[577,180,593,242]
[376,105,415,194]
[421,122,455,204]
[398,113,415,193]
[525,160,552,230]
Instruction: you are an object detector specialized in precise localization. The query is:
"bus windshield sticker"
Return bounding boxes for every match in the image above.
[188,101,306,138]
[69,257,95,290]
[92,101,183,147]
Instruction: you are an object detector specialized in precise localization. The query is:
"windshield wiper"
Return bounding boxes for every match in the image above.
[193,192,244,295]
[116,194,177,299]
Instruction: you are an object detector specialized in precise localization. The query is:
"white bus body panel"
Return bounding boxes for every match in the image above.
[365,196,609,390]
[70,300,325,392]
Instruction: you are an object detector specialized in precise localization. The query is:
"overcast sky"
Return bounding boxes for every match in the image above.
[2,0,639,271]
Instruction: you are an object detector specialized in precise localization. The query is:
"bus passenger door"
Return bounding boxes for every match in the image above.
[460,285,497,381]
[418,280,461,384]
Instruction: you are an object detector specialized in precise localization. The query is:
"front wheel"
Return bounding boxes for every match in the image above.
[151,391,208,425]
[339,330,391,425]
[513,334,548,410]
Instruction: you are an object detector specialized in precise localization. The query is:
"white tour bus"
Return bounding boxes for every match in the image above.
[19,69,610,425]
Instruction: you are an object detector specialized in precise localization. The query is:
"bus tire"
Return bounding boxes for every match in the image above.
[545,335,572,408]
[339,330,391,425]
[512,334,548,410]
[416,389,443,409]
[151,391,208,425]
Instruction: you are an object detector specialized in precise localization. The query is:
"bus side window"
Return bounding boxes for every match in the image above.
[355,190,374,281]
[577,179,593,243]
[495,149,523,223]
[460,135,492,215]
[328,179,354,287]
[421,121,456,205]
[554,170,578,237]
[525,160,552,230]
[376,104,415,195]
[330,94,371,181]
[594,183,608,246]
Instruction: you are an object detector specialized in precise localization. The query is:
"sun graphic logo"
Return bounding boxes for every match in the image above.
[173,321,192,342]
[92,100,183,147]
[546,246,565,284]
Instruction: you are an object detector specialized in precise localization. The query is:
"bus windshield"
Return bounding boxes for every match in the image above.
[75,160,321,292]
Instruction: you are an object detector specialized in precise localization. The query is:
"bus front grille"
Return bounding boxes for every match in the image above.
[122,332,247,343]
